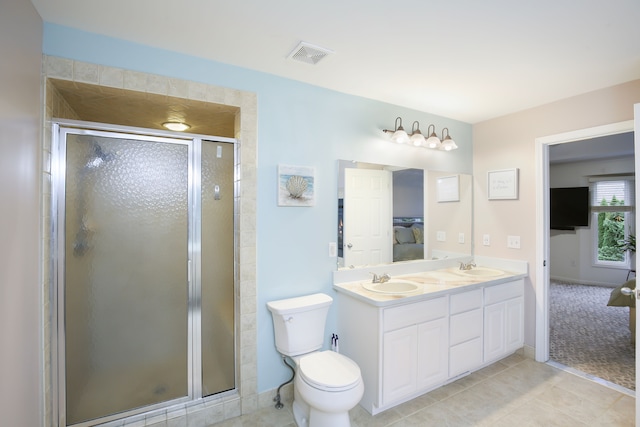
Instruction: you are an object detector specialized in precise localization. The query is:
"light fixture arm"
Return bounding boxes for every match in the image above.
[394,116,403,132]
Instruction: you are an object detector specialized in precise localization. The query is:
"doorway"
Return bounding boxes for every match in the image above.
[53,122,237,426]
[535,120,635,390]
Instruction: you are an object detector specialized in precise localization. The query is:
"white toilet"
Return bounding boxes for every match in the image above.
[267,293,364,427]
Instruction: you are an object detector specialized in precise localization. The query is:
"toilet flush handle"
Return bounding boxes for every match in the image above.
[285,317,293,323]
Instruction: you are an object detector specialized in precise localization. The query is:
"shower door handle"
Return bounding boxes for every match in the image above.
[214,185,221,200]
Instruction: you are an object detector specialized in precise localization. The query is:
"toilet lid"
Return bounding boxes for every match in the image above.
[298,351,361,391]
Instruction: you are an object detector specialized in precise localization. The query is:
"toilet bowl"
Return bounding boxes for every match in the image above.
[267,293,364,427]
[292,350,364,427]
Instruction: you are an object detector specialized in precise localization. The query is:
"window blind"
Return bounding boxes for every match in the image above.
[590,179,635,212]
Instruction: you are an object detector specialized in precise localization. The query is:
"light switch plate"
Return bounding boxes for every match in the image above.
[507,235,521,249]
[458,233,465,244]
[437,231,446,242]
[483,234,491,246]
[329,242,337,257]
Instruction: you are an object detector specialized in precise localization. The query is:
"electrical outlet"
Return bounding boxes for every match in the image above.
[458,233,465,244]
[507,235,521,249]
[483,234,491,246]
[437,231,446,242]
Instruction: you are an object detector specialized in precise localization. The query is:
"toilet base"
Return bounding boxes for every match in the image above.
[292,398,351,427]
[308,407,351,427]
[292,398,309,427]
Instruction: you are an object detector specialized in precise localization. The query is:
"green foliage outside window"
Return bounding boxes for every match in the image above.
[597,195,626,262]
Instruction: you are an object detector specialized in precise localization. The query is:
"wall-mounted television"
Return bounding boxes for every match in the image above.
[550,186,590,230]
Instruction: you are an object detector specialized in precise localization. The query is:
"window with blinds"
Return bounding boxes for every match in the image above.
[590,178,635,267]
[591,179,634,212]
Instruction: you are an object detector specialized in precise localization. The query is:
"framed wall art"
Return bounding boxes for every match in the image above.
[278,164,315,207]
[488,168,519,200]
[436,175,460,202]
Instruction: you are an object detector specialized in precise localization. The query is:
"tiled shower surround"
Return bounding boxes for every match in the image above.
[42,55,260,427]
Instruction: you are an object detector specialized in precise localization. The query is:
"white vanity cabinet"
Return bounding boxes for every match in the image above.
[382,297,448,405]
[483,279,524,363]
[334,276,525,416]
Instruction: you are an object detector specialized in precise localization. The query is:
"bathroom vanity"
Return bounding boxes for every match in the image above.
[333,264,526,415]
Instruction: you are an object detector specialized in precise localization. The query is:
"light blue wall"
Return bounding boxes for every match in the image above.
[43,23,473,393]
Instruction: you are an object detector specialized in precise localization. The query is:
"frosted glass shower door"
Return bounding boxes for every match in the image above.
[201,141,236,396]
[62,133,189,425]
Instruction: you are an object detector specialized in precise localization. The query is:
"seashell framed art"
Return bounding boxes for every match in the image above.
[278,164,315,206]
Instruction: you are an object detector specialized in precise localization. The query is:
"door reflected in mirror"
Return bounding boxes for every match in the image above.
[337,160,472,270]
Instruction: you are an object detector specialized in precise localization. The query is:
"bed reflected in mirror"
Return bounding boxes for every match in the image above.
[337,160,472,270]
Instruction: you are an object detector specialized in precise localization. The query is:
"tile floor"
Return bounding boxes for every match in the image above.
[211,354,635,426]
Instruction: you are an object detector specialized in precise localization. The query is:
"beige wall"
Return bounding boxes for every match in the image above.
[473,79,640,346]
[0,0,43,426]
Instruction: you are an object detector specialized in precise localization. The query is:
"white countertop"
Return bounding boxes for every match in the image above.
[333,267,527,307]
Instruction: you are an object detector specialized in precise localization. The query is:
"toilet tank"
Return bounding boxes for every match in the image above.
[267,293,332,357]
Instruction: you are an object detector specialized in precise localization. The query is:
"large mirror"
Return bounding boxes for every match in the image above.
[337,160,472,269]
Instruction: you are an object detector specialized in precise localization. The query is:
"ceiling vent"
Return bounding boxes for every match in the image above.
[288,42,334,65]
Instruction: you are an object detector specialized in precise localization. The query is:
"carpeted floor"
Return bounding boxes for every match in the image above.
[550,281,635,390]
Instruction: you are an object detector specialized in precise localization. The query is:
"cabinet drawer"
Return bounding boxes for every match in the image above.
[450,308,482,346]
[449,337,482,378]
[450,289,482,314]
[384,297,447,332]
[484,280,524,305]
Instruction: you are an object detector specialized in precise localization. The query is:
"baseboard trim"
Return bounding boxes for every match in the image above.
[550,276,618,287]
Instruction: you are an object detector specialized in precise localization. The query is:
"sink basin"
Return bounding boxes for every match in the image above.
[362,280,421,294]
[457,268,504,277]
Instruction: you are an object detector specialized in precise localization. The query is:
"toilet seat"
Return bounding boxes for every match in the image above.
[298,350,361,392]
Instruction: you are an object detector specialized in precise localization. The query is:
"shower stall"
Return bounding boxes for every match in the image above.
[52,122,237,426]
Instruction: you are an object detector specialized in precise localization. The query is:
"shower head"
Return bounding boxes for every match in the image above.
[86,143,114,169]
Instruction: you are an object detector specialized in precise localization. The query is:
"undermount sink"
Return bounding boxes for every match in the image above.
[457,268,504,277]
[362,280,421,294]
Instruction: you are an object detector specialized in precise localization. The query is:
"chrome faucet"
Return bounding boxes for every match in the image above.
[370,272,391,283]
[459,262,476,270]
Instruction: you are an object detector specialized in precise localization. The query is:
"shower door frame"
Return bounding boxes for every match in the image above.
[51,119,239,427]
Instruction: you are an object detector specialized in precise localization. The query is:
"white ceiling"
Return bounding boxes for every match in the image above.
[31,0,640,123]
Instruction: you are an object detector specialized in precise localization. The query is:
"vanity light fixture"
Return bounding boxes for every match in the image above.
[409,121,425,146]
[425,124,441,149]
[383,118,457,151]
[383,117,410,144]
[162,121,191,132]
[440,128,458,151]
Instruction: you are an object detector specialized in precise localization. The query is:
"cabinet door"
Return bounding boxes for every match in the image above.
[383,326,417,404]
[417,317,448,390]
[483,302,506,362]
[505,297,524,352]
